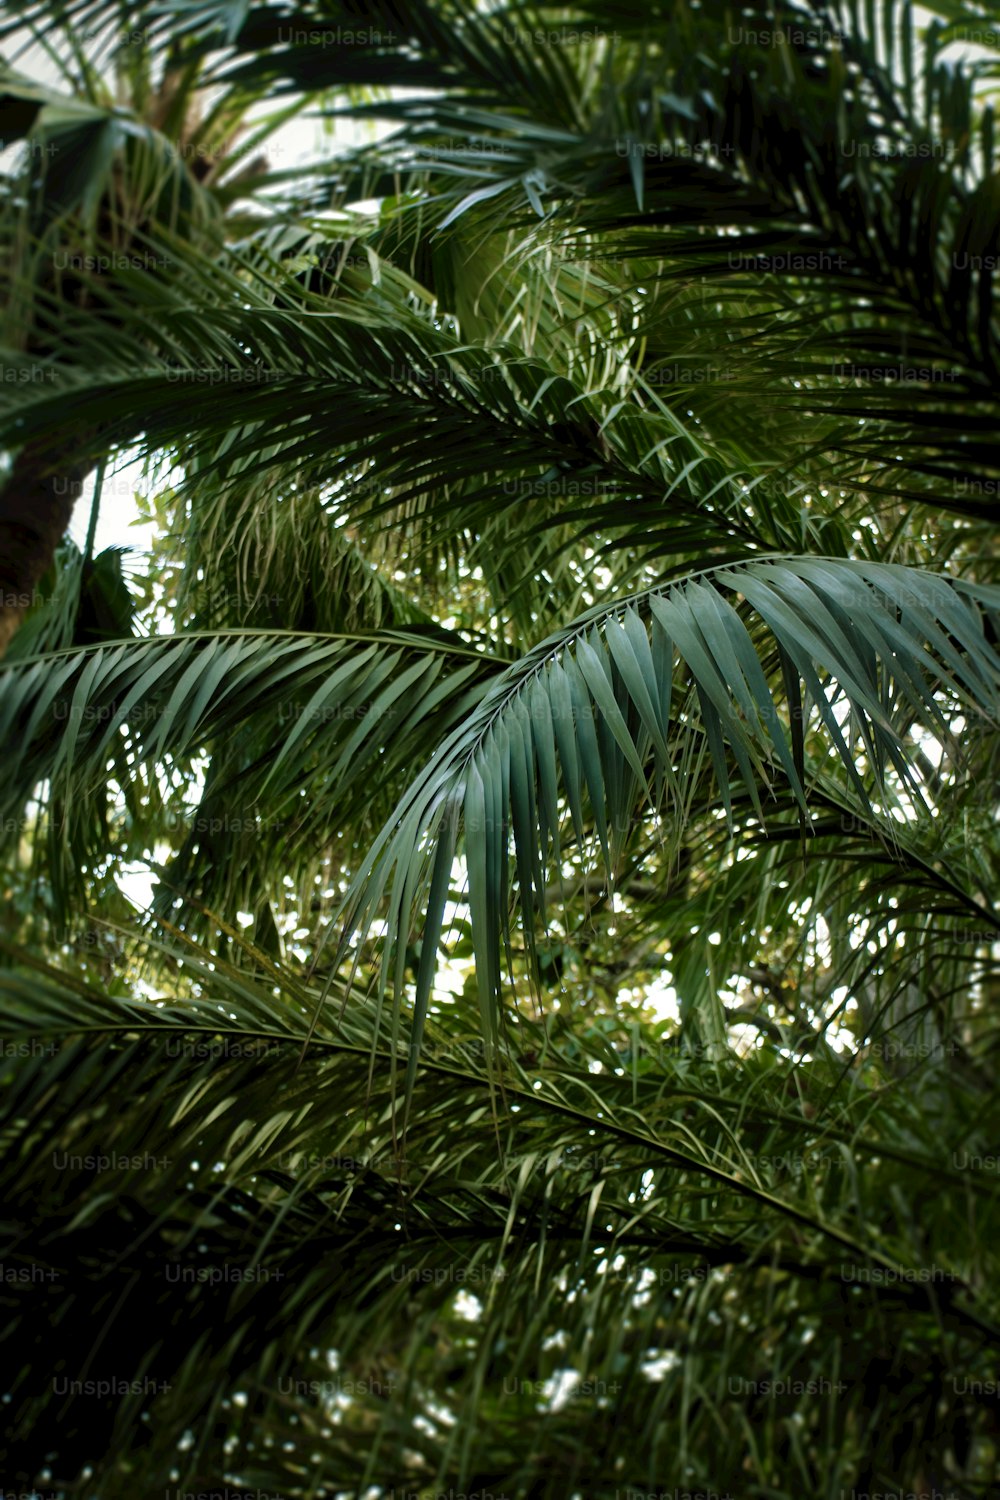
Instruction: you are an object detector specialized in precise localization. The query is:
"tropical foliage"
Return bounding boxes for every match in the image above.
[1,1,999,1496]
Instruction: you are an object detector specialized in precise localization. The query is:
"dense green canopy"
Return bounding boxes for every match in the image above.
[1,1,998,1496]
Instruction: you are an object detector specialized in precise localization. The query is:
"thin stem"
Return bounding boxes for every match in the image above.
[83,456,106,570]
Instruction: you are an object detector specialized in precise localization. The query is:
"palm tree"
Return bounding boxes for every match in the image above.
[0,13,308,653]
[0,0,999,1496]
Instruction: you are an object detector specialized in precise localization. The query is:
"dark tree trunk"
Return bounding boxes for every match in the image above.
[0,442,91,658]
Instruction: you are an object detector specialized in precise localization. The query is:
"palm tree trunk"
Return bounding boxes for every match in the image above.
[0,442,91,658]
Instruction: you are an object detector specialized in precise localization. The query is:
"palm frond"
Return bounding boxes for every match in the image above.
[0,627,499,932]
[332,557,1000,1045]
[1,928,997,1496]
